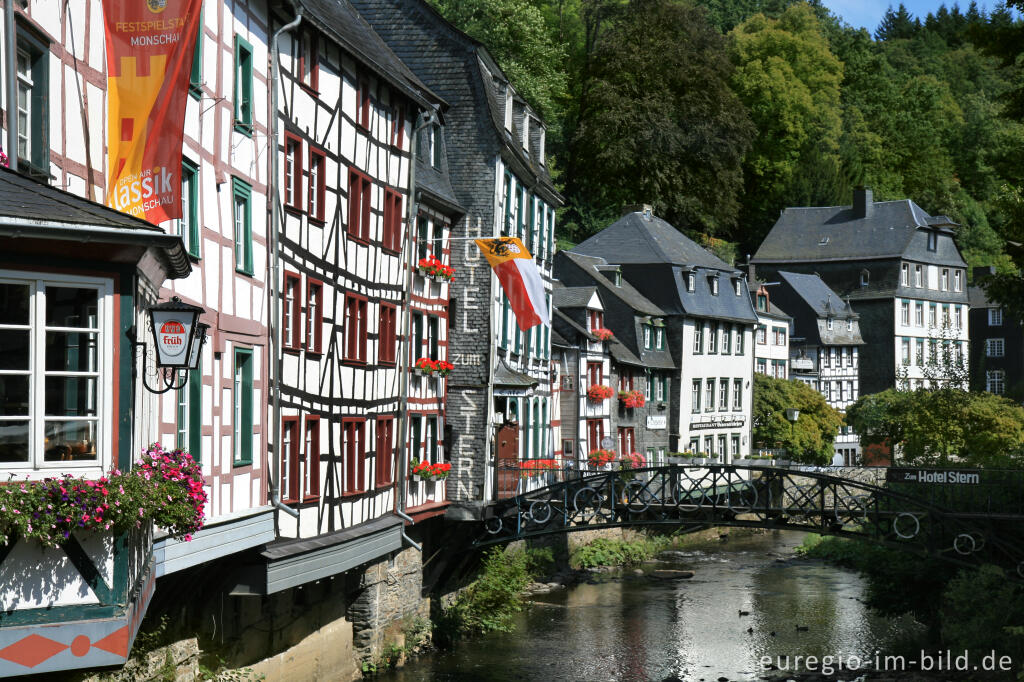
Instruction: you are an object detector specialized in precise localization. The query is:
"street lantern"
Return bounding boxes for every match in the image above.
[785,408,800,423]
[136,297,208,393]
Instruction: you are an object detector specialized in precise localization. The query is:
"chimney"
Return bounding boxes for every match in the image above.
[853,187,873,219]
[747,261,756,287]
[622,203,654,220]
[974,265,996,282]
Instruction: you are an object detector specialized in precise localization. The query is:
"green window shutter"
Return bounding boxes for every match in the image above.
[234,349,253,466]
[503,174,512,236]
[232,177,253,275]
[188,364,202,463]
[189,12,203,98]
[233,35,253,134]
[182,158,200,258]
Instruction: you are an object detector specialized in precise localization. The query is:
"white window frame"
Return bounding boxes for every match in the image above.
[954,269,962,292]
[915,265,923,287]
[989,308,1003,326]
[0,272,114,475]
[901,263,909,286]
[986,338,1005,358]
[987,369,1005,395]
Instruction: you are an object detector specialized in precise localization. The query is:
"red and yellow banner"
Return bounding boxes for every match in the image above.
[103,0,202,223]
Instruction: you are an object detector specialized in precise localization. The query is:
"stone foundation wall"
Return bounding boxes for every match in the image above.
[349,545,431,662]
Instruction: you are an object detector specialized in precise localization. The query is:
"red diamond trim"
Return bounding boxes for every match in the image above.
[0,633,69,668]
[93,626,129,657]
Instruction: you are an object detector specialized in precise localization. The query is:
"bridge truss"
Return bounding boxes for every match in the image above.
[476,465,1024,577]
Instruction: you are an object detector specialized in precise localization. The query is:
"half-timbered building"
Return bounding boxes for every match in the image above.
[349,0,562,518]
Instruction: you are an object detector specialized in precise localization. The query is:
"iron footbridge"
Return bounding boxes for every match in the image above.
[476,465,1024,577]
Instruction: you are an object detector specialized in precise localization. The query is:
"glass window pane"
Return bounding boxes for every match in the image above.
[46,287,98,328]
[0,375,30,416]
[43,420,97,461]
[0,329,29,369]
[0,420,29,462]
[0,283,30,324]
[46,331,98,372]
[45,377,97,416]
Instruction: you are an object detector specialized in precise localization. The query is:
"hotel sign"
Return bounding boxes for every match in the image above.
[646,415,667,430]
[886,468,980,485]
[690,417,746,431]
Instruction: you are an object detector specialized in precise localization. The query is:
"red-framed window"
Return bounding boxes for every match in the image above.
[308,146,326,223]
[306,278,323,354]
[347,168,372,242]
[281,416,300,503]
[283,271,302,350]
[344,293,368,363]
[375,416,394,487]
[382,188,403,253]
[588,310,603,332]
[587,362,603,385]
[357,78,370,130]
[379,302,397,364]
[342,418,365,494]
[618,427,635,454]
[303,415,320,500]
[390,104,404,149]
[587,419,604,453]
[298,30,318,92]
[284,133,303,210]
[618,371,633,392]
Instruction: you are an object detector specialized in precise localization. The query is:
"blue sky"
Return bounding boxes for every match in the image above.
[821,0,990,33]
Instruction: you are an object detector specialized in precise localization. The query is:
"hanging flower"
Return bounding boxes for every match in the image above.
[591,328,614,341]
[587,384,614,401]
[587,449,616,467]
[411,459,451,480]
[620,452,646,470]
[415,357,439,374]
[619,390,646,409]
[417,255,456,281]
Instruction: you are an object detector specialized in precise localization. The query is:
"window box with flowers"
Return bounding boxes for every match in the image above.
[411,459,451,481]
[618,390,646,409]
[587,449,616,469]
[0,444,207,547]
[418,255,455,283]
[415,358,438,376]
[668,451,694,464]
[619,451,646,480]
[591,328,614,342]
[520,459,559,482]
[587,384,614,402]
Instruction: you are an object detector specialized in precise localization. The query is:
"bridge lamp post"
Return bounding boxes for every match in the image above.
[785,408,799,459]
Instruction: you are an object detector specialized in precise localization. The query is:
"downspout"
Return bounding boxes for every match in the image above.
[267,4,302,520]
[394,108,437,552]
[5,0,18,171]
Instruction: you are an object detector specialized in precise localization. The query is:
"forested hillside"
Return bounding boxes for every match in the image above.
[427,0,1024,280]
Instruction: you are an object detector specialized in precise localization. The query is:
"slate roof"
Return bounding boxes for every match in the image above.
[416,155,462,214]
[608,339,644,367]
[297,0,443,109]
[778,272,857,319]
[754,198,965,266]
[0,166,190,279]
[553,308,594,342]
[553,285,599,310]
[551,328,570,348]
[348,0,560,206]
[751,289,791,321]
[968,285,997,309]
[574,211,733,270]
[558,252,664,316]
[493,359,539,388]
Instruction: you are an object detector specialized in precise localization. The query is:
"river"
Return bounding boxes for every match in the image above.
[381,531,922,681]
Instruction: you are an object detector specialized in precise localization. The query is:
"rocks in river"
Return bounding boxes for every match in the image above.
[521,581,567,596]
[632,568,645,576]
[649,569,695,580]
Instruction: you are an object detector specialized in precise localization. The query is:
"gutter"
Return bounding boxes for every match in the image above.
[393,108,438,552]
[267,4,303,521]
[4,0,16,171]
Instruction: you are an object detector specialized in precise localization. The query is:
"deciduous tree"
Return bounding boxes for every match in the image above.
[752,373,843,465]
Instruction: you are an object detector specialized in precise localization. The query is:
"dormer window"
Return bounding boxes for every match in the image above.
[643,324,652,350]
[734,279,742,296]
[521,114,529,150]
[655,326,665,350]
[710,276,719,296]
[504,86,513,131]
[860,269,869,287]
[827,317,834,331]
[927,231,937,251]
[614,269,622,287]
[818,236,829,246]
[588,310,603,332]
[538,127,546,166]
[756,293,767,312]
[846,319,853,332]
[686,273,695,292]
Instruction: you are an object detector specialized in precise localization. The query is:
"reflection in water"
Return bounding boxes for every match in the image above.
[381,532,919,681]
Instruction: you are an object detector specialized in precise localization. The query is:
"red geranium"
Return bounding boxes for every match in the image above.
[619,390,646,409]
[588,449,616,467]
[591,328,614,341]
[587,384,614,401]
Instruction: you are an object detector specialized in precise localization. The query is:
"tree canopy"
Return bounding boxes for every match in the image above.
[752,373,843,465]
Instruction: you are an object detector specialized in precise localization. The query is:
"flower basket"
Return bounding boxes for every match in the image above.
[411,459,451,481]
[587,384,614,402]
[619,452,646,480]
[587,449,616,468]
[417,255,455,282]
[436,360,454,377]
[0,443,206,547]
[591,327,614,342]
[415,357,438,375]
[619,390,646,409]
[520,459,559,479]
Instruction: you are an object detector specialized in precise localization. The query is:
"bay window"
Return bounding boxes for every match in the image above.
[0,275,111,470]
